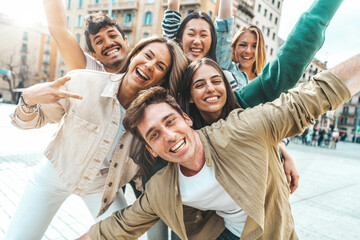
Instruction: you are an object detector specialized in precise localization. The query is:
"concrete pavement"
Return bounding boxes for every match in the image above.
[1,103,360,239]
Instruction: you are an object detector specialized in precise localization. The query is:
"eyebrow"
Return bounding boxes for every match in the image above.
[192,74,221,86]
[147,49,169,70]
[145,113,175,139]
[93,30,116,42]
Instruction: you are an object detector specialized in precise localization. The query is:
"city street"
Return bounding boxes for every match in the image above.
[1,103,360,239]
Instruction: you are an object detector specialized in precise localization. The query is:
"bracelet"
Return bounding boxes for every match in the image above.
[19,92,39,115]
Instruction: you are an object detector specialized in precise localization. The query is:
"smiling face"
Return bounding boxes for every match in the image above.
[234,31,257,73]
[124,42,171,92]
[180,18,212,62]
[89,25,128,72]
[138,102,200,166]
[189,64,227,124]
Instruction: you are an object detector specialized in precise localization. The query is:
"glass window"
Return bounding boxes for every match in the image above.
[22,43,27,53]
[21,55,27,64]
[76,33,81,43]
[76,15,83,27]
[258,4,261,13]
[67,0,71,9]
[274,17,278,25]
[269,13,272,21]
[46,35,51,43]
[143,32,150,38]
[78,0,84,8]
[45,45,50,53]
[264,9,267,17]
[143,12,152,25]
[124,13,133,23]
[267,28,270,37]
[23,32,28,41]
[146,0,154,3]
[43,55,50,64]
[272,0,275,4]
[277,1,281,9]
[208,10,213,18]
[270,48,273,56]
[67,16,70,28]
[112,13,117,19]
[272,32,276,40]
[187,10,194,16]
[94,0,101,4]
[60,69,65,77]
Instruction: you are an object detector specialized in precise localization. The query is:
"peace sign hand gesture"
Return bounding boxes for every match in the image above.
[22,76,82,106]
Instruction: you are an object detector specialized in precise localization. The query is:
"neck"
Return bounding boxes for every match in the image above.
[117,74,137,109]
[179,131,205,177]
[200,110,221,126]
[240,65,256,81]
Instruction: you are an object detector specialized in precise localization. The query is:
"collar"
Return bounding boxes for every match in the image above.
[101,73,125,99]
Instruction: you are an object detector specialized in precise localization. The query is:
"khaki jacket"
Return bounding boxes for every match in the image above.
[89,71,350,239]
[11,70,141,216]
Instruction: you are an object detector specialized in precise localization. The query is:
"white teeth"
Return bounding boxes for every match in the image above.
[137,69,149,80]
[205,96,219,102]
[106,49,119,56]
[191,48,202,53]
[242,56,251,60]
[171,139,185,153]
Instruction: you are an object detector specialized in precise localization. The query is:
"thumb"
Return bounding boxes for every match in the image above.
[52,76,71,88]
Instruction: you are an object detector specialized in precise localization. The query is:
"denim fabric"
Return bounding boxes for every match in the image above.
[216,228,239,240]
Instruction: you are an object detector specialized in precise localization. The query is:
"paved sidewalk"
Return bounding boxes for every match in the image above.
[1,103,360,239]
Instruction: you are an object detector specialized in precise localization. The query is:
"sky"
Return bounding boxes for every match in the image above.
[1,0,359,69]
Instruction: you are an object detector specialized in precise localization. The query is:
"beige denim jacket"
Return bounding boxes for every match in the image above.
[11,70,141,216]
[89,71,351,239]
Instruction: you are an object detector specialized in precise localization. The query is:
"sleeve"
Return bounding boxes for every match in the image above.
[89,192,159,239]
[214,17,234,69]
[162,10,182,40]
[10,99,67,130]
[85,53,105,71]
[240,71,350,145]
[234,0,344,108]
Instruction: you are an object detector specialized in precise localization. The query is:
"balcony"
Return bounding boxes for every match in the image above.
[161,0,201,7]
[121,22,133,30]
[236,1,254,19]
[88,1,137,11]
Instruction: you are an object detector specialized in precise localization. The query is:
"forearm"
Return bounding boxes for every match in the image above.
[330,54,360,96]
[162,10,181,40]
[218,0,232,19]
[167,0,179,12]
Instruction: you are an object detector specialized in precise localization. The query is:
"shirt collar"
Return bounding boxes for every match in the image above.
[101,73,124,99]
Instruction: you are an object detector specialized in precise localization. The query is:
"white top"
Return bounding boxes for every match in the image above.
[178,163,248,237]
[85,53,105,72]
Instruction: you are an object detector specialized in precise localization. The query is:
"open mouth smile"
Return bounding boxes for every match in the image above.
[204,96,220,102]
[170,139,186,153]
[136,68,150,81]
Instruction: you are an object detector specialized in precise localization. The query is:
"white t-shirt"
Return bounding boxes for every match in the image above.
[178,163,248,237]
[85,53,105,72]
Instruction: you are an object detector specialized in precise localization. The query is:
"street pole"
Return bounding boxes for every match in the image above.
[108,0,112,17]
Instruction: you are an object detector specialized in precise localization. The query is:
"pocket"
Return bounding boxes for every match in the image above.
[62,112,100,165]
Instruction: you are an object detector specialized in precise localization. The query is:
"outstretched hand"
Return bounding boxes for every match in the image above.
[279,142,299,194]
[22,76,82,106]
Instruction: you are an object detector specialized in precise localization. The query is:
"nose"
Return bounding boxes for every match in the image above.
[193,35,201,44]
[145,59,155,72]
[206,83,215,93]
[163,128,176,142]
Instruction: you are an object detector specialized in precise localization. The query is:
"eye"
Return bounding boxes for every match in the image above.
[201,34,208,38]
[150,131,159,140]
[145,53,151,59]
[239,43,247,47]
[187,33,195,37]
[96,40,103,45]
[157,63,164,71]
[194,83,204,89]
[166,118,176,126]
[110,34,117,38]
[212,79,223,85]
[252,45,257,49]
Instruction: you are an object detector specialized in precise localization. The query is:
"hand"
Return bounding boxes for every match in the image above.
[282,152,299,194]
[279,142,299,194]
[22,76,82,106]
[77,232,91,240]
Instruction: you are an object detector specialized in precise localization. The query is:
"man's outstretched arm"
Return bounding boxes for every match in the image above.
[43,0,87,69]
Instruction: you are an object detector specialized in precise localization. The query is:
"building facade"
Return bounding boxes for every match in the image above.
[0,13,58,103]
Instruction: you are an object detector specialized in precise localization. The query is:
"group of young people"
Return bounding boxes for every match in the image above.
[6,0,359,239]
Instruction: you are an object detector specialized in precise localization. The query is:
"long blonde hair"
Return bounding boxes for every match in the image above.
[231,24,266,77]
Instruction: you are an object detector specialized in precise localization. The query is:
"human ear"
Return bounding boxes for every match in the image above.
[182,112,193,127]
[146,145,159,157]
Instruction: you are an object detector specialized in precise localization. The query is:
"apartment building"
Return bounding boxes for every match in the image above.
[0,13,58,103]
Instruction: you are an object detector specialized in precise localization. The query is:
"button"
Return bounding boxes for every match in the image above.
[94,159,101,163]
[119,144,124,149]
[114,163,118,168]
[112,121,118,125]
[103,198,107,203]
[108,182,113,187]
[83,176,90,181]
[104,140,110,144]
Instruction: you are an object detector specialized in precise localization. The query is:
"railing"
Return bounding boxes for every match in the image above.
[88,1,137,11]
[161,0,201,7]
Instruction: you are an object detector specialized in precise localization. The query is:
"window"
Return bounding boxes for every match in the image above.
[264,9,267,17]
[43,55,50,64]
[76,33,81,43]
[67,16,70,28]
[341,117,347,125]
[46,35,51,43]
[270,48,273,56]
[272,32,276,40]
[267,28,270,37]
[269,13,272,21]
[277,1,281,9]
[94,0,101,4]
[143,12,152,25]
[60,69,65,77]
[258,4,261,13]
[21,55,27,64]
[78,0,84,8]
[272,0,275,4]
[44,45,50,54]
[112,13,117,19]
[143,32,150,38]
[76,15,83,27]
[125,33,130,42]
[124,13,133,23]
[146,0,154,3]
[23,32,28,41]
[274,17,278,25]
[67,0,71,9]
[22,43,27,53]
[208,10,213,18]
[187,10,194,16]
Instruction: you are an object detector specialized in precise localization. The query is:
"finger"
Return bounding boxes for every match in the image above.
[291,174,299,193]
[52,76,71,88]
[286,172,291,186]
[60,90,83,100]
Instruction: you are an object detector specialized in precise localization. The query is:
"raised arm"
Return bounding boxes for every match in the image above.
[215,0,234,69]
[43,0,87,69]
[162,0,181,39]
[235,0,344,108]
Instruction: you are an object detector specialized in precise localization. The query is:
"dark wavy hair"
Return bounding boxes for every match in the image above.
[175,11,217,62]
[177,58,239,130]
[84,11,125,53]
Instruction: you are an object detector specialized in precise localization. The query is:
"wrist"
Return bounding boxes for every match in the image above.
[21,91,36,107]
